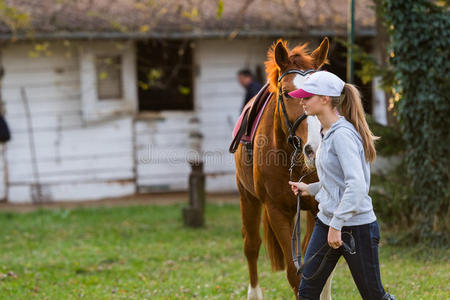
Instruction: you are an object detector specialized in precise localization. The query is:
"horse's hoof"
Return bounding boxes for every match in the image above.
[247,284,263,300]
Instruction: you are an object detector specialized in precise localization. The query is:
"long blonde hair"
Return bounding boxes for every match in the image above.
[331,84,378,163]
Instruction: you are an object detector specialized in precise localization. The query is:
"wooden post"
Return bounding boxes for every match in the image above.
[183,160,206,227]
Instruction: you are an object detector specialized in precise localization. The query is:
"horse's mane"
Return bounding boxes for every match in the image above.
[264,39,316,93]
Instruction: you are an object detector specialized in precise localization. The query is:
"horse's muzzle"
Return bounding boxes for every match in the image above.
[304,144,315,161]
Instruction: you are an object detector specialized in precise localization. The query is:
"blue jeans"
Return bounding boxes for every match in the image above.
[298,217,387,300]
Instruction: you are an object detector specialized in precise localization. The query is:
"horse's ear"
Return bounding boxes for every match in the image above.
[311,37,329,68]
[274,40,289,71]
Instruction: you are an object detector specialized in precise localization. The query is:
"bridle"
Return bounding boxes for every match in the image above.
[277,69,315,151]
[277,69,356,279]
[276,68,316,183]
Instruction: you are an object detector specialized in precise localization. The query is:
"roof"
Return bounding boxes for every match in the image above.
[0,0,376,40]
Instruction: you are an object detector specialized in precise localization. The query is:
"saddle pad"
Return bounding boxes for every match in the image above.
[232,92,272,142]
[232,105,249,140]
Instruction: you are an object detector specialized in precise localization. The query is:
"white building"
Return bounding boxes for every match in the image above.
[0,0,385,203]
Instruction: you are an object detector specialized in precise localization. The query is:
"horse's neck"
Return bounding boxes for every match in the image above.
[268,94,291,149]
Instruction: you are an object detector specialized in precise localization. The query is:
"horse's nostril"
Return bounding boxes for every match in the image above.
[304,145,314,157]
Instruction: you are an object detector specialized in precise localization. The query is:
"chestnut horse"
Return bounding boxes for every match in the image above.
[234,38,334,300]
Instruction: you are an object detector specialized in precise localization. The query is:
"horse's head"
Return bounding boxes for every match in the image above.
[265,37,329,169]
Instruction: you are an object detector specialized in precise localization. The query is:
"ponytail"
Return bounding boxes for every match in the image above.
[332,83,379,163]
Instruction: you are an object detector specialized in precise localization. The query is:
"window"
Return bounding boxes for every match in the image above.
[80,41,137,122]
[137,40,193,111]
[96,55,123,100]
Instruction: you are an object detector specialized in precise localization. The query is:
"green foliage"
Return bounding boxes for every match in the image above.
[0,0,30,32]
[383,0,450,244]
[336,38,395,92]
[0,204,448,298]
[178,86,191,95]
[371,161,413,228]
[367,115,405,156]
[367,117,414,238]
[216,0,224,19]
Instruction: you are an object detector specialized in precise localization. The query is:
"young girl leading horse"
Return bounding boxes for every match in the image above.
[289,71,396,300]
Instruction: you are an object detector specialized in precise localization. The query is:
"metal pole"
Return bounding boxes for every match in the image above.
[347,0,355,83]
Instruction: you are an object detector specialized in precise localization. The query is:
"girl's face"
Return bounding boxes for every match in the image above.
[300,95,326,116]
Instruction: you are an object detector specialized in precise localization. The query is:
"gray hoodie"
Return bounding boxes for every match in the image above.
[307,116,376,230]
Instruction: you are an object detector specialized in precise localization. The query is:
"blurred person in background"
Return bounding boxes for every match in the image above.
[237,69,263,111]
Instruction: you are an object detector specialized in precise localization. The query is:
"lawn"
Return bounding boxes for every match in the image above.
[0,202,448,299]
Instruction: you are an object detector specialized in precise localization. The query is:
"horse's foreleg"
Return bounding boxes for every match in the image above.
[320,268,334,300]
[238,183,263,300]
[264,205,300,298]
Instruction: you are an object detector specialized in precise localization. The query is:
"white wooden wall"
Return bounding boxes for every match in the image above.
[134,112,197,192]
[195,39,271,192]
[1,41,135,203]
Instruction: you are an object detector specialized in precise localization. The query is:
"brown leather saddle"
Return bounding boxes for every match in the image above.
[229,83,272,159]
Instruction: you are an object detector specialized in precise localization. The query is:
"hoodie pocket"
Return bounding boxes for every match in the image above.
[323,187,340,218]
[319,187,338,217]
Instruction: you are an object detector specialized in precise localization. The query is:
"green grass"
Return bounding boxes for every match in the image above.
[0,203,448,299]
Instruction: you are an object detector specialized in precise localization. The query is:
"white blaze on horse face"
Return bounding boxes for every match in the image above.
[247,284,263,300]
[306,115,321,151]
[293,74,308,89]
[305,115,321,166]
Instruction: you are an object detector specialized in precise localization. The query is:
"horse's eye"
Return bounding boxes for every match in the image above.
[283,91,292,99]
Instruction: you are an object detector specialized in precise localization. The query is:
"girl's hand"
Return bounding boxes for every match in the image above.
[288,181,310,196]
[328,227,342,249]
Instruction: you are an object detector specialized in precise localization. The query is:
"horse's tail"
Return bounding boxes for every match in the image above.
[262,206,285,271]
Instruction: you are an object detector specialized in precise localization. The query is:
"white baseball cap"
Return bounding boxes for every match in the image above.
[288,71,345,98]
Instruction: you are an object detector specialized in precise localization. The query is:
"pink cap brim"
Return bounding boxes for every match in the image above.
[288,89,315,99]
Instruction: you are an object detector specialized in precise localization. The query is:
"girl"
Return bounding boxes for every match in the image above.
[288,71,396,300]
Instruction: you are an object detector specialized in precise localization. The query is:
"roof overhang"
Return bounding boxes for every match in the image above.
[0,28,376,42]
